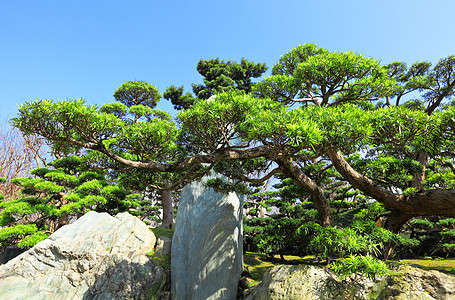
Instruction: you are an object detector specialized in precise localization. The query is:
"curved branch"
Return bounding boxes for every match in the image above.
[327,148,400,206]
[234,167,282,184]
[276,156,333,226]
[41,133,275,173]
[327,148,455,217]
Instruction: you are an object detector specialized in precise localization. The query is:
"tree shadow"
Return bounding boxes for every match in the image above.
[243,254,263,267]
[0,245,29,265]
[408,262,455,276]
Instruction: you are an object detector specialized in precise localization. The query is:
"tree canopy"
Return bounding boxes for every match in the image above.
[12,44,455,233]
[0,155,146,249]
[163,58,267,110]
[113,81,162,108]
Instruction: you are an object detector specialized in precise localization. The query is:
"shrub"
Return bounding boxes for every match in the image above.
[330,254,391,281]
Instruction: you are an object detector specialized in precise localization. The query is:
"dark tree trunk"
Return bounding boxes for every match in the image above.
[160,190,174,229]
[384,210,412,233]
[327,148,455,232]
[410,151,429,191]
[276,157,333,226]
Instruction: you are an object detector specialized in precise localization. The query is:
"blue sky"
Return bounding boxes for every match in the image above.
[1,0,454,121]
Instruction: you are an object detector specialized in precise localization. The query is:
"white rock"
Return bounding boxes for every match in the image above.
[0,211,165,300]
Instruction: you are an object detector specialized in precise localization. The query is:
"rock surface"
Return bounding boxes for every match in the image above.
[384,264,455,299]
[155,236,172,256]
[0,211,165,300]
[243,264,455,300]
[242,265,381,300]
[171,177,244,300]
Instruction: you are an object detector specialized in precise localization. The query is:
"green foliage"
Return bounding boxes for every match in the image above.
[272,44,328,76]
[310,225,376,262]
[441,229,455,238]
[10,44,455,260]
[12,99,124,156]
[437,218,455,228]
[150,227,175,240]
[409,218,434,230]
[330,255,391,281]
[425,219,455,256]
[254,218,302,258]
[0,155,146,248]
[78,171,105,183]
[354,202,385,221]
[425,171,455,189]
[0,224,38,247]
[193,58,267,99]
[255,44,395,106]
[164,58,267,110]
[99,102,127,116]
[244,216,316,257]
[163,85,197,111]
[0,177,4,201]
[50,155,84,174]
[149,252,171,271]
[17,232,49,248]
[44,171,79,186]
[246,199,422,264]
[353,203,421,258]
[113,81,162,108]
[205,177,249,195]
[76,179,103,194]
[148,229,175,271]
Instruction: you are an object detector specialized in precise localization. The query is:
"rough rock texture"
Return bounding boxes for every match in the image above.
[155,236,172,256]
[383,264,455,299]
[243,264,455,300]
[243,265,383,300]
[171,177,244,300]
[0,211,165,300]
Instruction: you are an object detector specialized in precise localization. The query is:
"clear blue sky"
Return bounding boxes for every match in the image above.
[1,0,454,121]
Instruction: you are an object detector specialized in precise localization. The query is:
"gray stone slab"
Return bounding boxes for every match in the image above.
[171,178,244,300]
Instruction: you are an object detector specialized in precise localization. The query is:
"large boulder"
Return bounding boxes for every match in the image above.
[243,264,455,300]
[384,264,455,299]
[171,178,244,300]
[0,211,165,300]
[242,265,382,300]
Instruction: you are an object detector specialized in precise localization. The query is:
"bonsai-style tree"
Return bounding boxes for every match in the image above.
[163,58,267,110]
[11,45,455,233]
[113,80,161,108]
[0,156,145,249]
[104,81,180,228]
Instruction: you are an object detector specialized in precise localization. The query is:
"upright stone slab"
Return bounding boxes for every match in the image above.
[171,177,244,300]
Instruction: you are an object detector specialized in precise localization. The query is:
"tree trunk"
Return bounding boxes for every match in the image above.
[383,210,412,233]
[160,190,174,229]
[410,151,429,191]
[382,210,413,259]
[276,157,333,226]
[327,148,455,231]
